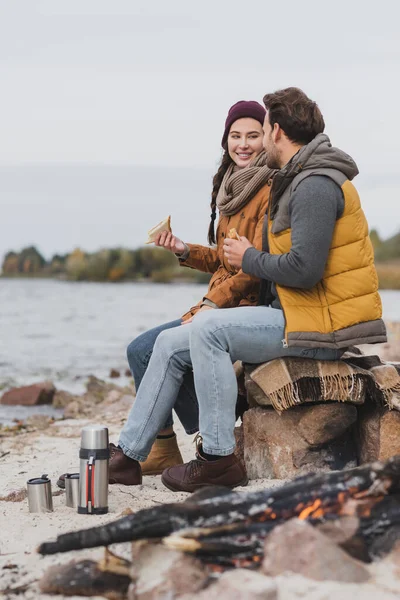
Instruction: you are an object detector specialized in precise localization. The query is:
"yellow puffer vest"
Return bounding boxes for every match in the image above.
[269,174,386,349]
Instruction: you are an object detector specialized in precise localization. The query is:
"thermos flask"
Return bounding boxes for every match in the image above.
[27,474,53,513]
[78,425,109,515]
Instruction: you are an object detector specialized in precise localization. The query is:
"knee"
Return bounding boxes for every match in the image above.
[152,328,177,356]
[190,310,220,343]
[126,332,151,367]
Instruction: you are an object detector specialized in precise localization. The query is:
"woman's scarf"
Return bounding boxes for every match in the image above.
[216,151,275,216]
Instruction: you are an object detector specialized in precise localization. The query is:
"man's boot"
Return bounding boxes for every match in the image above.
[140,434,184,476]
[161,438,248,492]
[109,443,142,485]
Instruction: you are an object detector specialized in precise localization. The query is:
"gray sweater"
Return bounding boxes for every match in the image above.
[242,175,344,306]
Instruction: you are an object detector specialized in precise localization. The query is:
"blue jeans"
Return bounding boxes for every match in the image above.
[126,319,199,434]
[119,307,343,461]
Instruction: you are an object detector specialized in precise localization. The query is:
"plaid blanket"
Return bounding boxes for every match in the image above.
[248,350,400,413]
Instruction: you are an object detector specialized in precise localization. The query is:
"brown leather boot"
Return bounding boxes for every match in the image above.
[140,434,183,476]
[109,443,142,486]
[161,446,248,493]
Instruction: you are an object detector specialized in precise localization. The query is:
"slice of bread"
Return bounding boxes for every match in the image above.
[228,228,240,240]
[145,216,172,244]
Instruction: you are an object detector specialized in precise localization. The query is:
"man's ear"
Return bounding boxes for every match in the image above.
[272,122,281,143]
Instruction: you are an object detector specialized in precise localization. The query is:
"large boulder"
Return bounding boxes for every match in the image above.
[356,402,400,463]
[243,404,357,479]
[0,381,55,406]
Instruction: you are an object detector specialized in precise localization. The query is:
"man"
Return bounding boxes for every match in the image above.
[105,88,387,491]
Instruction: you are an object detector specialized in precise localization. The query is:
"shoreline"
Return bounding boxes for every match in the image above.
[1,397,400,599]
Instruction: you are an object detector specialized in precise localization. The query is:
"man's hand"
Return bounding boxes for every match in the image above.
[155,231,185,254]
[182,304,213,325]
[223,237,253,269]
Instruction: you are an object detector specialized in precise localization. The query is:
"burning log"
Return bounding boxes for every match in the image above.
[38,456,400,565]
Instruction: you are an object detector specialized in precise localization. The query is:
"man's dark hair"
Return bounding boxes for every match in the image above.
[263,87,325,145]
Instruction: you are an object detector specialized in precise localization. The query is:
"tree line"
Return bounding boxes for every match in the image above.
[1,229,399,288]
[1,246,211,284]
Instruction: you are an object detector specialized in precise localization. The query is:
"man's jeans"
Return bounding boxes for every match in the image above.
[126,319,199,433]
[119,307,342,461]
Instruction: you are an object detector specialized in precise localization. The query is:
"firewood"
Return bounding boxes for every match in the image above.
[38,456,400,561]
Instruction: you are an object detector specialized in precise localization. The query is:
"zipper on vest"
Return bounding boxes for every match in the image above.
[275,285,288,348]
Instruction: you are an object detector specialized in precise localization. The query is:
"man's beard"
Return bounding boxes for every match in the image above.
[266,144,281,170]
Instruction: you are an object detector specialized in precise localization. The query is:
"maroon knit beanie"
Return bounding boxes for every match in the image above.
[221,100,266,148]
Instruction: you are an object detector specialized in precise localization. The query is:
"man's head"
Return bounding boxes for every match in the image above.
[262,87,325,169]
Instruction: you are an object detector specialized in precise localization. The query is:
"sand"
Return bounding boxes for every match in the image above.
[0,403,399,600]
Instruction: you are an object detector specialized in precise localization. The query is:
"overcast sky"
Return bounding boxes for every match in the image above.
[1,0,399,259]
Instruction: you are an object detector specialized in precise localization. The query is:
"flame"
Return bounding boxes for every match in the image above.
[298,499,322,520]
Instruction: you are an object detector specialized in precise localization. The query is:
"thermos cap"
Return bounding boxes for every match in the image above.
[27,473,50,485]
[80,425,109,450]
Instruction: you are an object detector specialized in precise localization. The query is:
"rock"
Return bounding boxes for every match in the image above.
[356,403,400,463]
[110,368,120,378]
[298,404,357,446]
[262,518,370,583]
[103,390,124,405]
[0,381,55,406]
[234,424,244,466]
[316,516,360,546]
[125,368,132,377]
[52,390,78,408]
[316,516,369,562]
[25,414,54,430]
[183,569,277,600]
[102,394,135,417]
[39,559,130,599]
[243,406,357,479]
[130,542,207,599]
[63,400,81,419]
[85,375,131,402]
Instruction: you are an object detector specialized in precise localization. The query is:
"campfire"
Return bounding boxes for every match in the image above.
[37,457,400,592]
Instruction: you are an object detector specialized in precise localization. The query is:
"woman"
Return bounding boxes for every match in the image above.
[116,100,275,481]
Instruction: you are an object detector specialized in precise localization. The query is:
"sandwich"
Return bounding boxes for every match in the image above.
[145,216,172,244]
[227,228,240,241]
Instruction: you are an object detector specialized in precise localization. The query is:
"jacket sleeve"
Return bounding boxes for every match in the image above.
[242,176,342,289]
[204,192,269,308]
[178,244,220,274]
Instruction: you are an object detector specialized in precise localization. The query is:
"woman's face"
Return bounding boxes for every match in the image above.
[227,118,264,168]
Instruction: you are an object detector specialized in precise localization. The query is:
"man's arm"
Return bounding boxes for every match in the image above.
[242,175,344,289]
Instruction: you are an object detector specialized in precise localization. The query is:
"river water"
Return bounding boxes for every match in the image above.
[1,279,399,424]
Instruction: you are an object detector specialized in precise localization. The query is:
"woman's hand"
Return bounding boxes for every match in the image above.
[181,305,213,325]
[155,231,186,254]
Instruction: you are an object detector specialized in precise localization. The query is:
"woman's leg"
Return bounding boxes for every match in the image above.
[119,324,196,461]
[126,321,199,434]
[127,319,181,430]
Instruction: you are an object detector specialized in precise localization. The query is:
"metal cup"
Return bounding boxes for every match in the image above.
[65,473,80,508]
[27,474,53,513]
